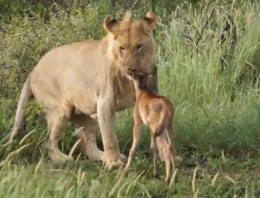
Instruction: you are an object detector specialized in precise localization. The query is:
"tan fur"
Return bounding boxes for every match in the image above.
[125,70,182,183]
[6,12,158,168]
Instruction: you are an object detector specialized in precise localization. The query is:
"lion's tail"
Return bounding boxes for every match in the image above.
[3,74,33,142]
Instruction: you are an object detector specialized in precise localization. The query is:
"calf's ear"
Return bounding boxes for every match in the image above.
[104,16,119,35]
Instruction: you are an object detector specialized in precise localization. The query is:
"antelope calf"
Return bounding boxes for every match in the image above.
[125,69,182,183]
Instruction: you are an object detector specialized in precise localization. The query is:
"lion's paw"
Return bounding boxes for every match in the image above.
[120,153,126,162]
[48,150,73,165]
[105,160,125,170]
[103,155,125,170]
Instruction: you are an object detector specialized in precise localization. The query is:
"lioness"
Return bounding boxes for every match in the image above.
[6,12,158,168]
[125,69,182,183]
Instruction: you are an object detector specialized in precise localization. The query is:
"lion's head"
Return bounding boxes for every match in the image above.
[104,11,157,75]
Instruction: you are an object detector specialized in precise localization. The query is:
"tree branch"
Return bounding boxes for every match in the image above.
[130,0,142,10]
[196,7,215,46]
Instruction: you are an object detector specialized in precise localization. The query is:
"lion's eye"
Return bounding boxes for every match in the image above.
[119,46,125,52]
[136,44,143,51]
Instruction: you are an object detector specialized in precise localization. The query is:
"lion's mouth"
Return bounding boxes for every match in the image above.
[126,68,134,79]
[127,68,134,75]
[128,68,146,75]
[127,68,140,79]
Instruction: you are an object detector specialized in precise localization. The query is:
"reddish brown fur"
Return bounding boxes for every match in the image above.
[125,70,182,183]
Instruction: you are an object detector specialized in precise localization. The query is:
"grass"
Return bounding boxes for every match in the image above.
[0,149,260,197]
[1,0,260,197]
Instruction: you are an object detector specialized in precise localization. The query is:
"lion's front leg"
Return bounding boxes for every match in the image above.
[97,99,125,169]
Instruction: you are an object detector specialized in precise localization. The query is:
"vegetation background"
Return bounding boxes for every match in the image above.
[0,0,260,197]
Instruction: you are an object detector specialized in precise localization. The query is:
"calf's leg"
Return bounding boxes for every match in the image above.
[125,122,142,170]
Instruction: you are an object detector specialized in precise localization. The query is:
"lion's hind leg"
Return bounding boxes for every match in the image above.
[71,113,105,161]
[45,107,72,164]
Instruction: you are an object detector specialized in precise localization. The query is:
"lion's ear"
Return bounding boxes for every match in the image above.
[103,16,119,34]
[143,12,157,32]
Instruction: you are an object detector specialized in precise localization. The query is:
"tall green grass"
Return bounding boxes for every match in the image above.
[155,1,260,154]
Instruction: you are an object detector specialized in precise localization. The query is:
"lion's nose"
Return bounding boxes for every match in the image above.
[124,57,139,70]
